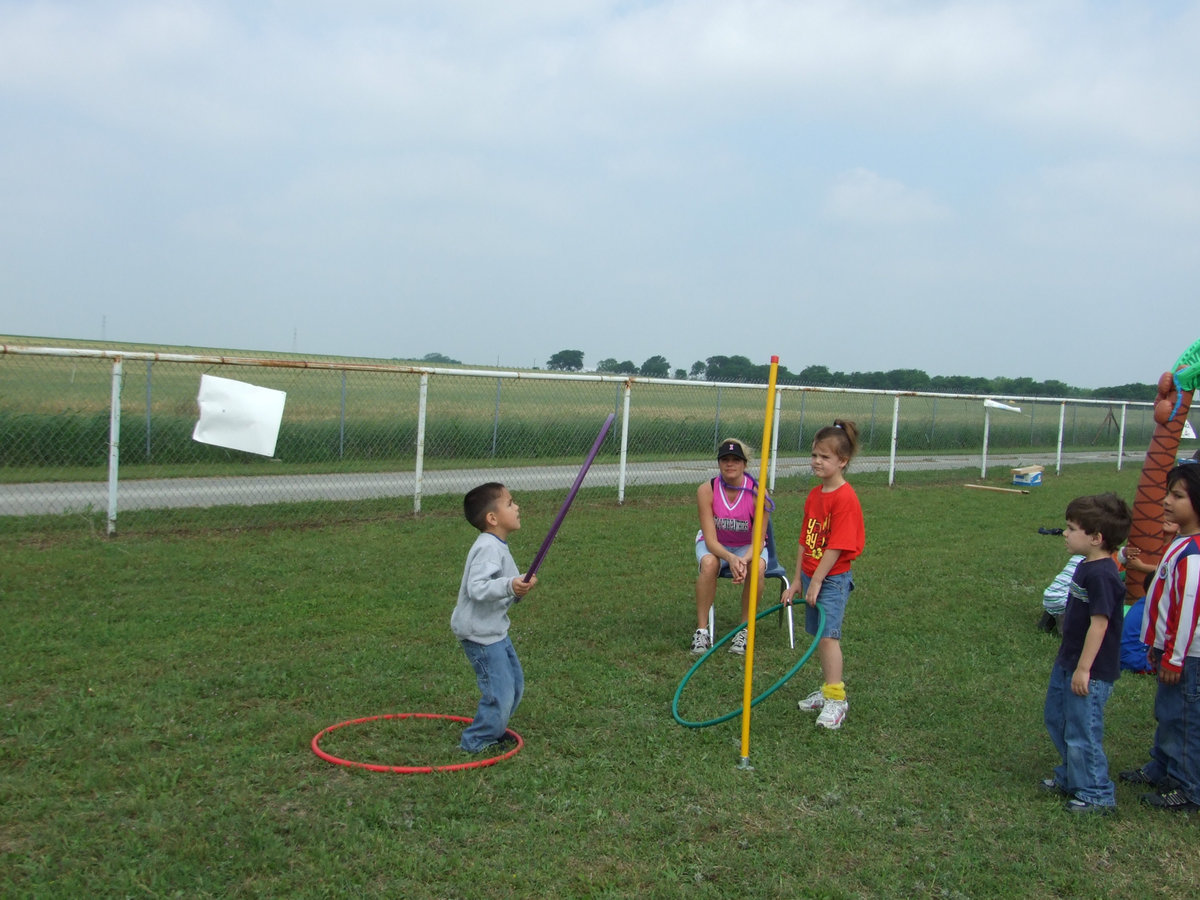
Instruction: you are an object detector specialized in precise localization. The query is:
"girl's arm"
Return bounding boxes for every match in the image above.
[804,549,843,606]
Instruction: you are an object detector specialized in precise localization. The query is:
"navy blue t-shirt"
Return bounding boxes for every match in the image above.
[1055,555,1125,682]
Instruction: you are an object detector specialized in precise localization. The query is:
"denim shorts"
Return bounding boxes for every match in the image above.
[695,536,769,573]
[802,570,854,640]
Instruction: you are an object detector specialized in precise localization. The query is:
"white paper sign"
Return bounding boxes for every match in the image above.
[1183,420,1196,440]
[193,374,287,457]
[983,399,1022,413]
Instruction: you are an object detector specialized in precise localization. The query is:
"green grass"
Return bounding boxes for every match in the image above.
[1,465,1195,898]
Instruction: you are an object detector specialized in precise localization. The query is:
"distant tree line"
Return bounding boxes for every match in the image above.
[542,349,1154,401]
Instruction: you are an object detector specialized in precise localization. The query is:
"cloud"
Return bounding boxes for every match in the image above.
[823,168,952,226]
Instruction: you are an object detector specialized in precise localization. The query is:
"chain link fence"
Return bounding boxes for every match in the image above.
[0,344,1157,533]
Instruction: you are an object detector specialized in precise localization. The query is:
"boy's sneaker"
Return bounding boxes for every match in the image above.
[729,629,747,655]
[1066,798,1114,816]
[690,628,711,654]
[1118,767,1157,786]
[816,699,848,730]
[1141,787,1200,812]
[1038,778,1068,796]
[797,689,825,711]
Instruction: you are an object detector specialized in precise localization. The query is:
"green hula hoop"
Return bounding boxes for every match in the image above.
[672,603,825,729]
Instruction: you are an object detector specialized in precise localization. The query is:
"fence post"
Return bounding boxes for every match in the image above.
[107,357,124,535]
[889,395,900,486]
[618,382,631,504]
[145,360,153,461]
[491,378,502,458]
[768,387,782,490]
[1056,402,1066,474]
[414,373,428,514]
[982,406,992,478]
[1118,404,1127,470]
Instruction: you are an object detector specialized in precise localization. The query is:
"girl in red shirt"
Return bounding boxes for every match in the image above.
[782,420,866,730]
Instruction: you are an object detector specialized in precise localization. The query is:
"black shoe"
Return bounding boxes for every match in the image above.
[1037,612,1057,633]
[1118,767,1157,786]
[1066,798,1114,816]
[1141,788,1199,812]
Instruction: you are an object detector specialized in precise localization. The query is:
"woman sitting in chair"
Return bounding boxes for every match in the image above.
[692,438,769,655]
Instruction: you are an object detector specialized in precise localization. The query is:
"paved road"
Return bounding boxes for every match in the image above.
[0,451,1131,517]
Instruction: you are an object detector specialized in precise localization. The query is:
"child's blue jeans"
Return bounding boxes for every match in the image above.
[1142,656,1200,803]
[1043,662,1116,806]
[459,635,524,752]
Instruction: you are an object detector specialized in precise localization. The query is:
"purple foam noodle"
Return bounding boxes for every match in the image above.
[523,413,616,581]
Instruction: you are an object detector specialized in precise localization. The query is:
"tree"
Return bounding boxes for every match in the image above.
[596,358,621,373]
[546,349,584,371]
[798,364,834,386]
[614,360,638,375]
[421,352,460,364]
[705,355,756,382]
[689,360,706,378]
[673,368,687,379]
[639,355,670,378]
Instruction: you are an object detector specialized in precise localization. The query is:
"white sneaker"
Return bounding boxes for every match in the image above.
[816,699,848,730]
[690,628,711,654]
[797,689,825,711]
[729,629,747,655]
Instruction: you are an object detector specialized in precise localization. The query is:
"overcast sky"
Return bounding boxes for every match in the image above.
[2,1,1197,388]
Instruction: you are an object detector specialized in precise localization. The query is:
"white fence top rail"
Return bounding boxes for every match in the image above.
[0,342,1152,409]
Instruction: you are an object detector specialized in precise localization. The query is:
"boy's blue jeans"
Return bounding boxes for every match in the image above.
[1141,656,1200,803]
[459,636,524,753]
[1043,662,1116,806]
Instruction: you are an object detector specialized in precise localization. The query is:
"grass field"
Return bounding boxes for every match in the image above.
[2,464,1195,898]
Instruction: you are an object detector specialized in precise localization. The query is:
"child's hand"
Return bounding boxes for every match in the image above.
[781,584,798,606]
[727,555,747,584]
[804,578,822,608]
[1124,545,1141,561]
[512,574,537,597]
[1071,668,1091,696]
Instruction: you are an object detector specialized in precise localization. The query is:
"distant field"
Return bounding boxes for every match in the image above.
[0,336,1151,481]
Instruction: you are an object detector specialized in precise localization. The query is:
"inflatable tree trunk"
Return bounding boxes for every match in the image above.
[1126,348,1200,602]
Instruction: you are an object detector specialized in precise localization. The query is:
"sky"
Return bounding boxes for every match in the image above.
[2,1,1198,389]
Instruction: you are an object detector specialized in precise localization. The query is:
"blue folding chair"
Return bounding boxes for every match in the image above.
[710,516,794,648]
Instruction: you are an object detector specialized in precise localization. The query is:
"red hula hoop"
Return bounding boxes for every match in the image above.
[311,712,523,774]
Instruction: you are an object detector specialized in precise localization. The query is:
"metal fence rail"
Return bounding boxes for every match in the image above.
[0,344,1154,533]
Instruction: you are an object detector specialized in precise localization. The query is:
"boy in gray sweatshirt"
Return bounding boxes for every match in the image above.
[452,483,538,752]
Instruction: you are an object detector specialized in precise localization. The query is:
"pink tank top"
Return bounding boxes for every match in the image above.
[709,475,757,547]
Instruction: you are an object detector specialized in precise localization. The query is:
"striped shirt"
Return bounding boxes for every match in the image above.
[1141,533,1200,673]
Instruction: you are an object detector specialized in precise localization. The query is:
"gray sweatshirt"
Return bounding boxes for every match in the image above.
[450,532,520,645]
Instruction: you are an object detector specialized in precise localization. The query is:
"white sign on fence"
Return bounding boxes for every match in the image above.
[193,374,286,457]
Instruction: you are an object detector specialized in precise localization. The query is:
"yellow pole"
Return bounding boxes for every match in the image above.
[738,355,780,769]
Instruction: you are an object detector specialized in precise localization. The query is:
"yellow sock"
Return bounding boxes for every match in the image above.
[822,682,846,702]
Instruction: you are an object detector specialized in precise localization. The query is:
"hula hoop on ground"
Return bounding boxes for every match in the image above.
[672,603,824,729]
[311,712,523,774]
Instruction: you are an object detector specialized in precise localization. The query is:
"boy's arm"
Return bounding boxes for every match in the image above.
[1070,615,1109,696]
[465,545,519,606]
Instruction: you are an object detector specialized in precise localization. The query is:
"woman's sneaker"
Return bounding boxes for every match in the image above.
[729,629,747,655]
[816,699,848,730]
[797,689,825,711]
[690,628,711,654]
